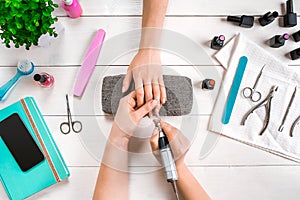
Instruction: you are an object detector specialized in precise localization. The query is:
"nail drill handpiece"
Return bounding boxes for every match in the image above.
[153,117,179,200]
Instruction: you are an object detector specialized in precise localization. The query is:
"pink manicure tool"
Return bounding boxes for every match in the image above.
[73,29,106,97]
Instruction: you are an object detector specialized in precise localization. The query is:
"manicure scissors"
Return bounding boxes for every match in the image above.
[241,85,278,136]
[60,94,82,134]
[242,65,265,102]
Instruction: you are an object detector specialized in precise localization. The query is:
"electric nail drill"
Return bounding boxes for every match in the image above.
[152,116,179,200]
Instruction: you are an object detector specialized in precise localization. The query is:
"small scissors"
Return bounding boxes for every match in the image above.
[242,65,265,102]
[60,94,82,134]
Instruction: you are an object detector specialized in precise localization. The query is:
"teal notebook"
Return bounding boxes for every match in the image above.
[0,97,70,200]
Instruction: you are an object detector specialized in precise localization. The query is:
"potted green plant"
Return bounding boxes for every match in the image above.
[0,0,59,50]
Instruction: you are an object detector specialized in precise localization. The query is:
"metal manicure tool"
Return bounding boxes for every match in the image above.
[241,86,278,135]
[60,94,83,134]
[151,111,179,200]
[290,114,300,137]
[242,65,265,102]
[278,87,297,132]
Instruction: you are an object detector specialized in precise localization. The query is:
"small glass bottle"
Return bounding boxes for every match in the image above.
[33,73,55,88]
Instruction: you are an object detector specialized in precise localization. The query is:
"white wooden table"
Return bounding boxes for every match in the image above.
[1,0,300,199]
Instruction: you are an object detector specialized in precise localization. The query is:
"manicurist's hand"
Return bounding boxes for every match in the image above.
[94,1,170,200]
[114,91,159,139]
[93,91,159,200]
[150,121,211,200]
[150,121,190,168]
[122,49,167,109]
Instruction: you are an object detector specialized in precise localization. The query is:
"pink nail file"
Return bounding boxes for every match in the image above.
[73,29,106,97]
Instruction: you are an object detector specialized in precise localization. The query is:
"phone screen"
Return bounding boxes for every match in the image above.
[0,113,44,172]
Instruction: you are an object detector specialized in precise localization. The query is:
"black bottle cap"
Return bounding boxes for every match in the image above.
[270,34,289,48]
[284,0,297,27]
[34,74,46,83]
[202,79,215,90]
[227,16,241,23]
[227,15,254,28]
[290,48,300,60]
[292,30,300,42]
[211,35,225,50]
[258,11,278,26]
[287,0,294,13]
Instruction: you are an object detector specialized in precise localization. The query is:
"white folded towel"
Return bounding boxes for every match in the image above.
[209,33,300,162]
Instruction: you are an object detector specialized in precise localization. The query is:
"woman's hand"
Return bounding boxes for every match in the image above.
[150,121,190,169]
[122,49,167,109]
[114,91,158,139]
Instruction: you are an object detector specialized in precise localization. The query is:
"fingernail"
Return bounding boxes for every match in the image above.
[149,112,153,118]
[151,99,158,107]
[162,97,166,104]
[122,86,125,93]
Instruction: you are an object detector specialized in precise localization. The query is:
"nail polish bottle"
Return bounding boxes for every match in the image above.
[284,0,297,27]
[290,48,300,60]
[258,11,279,26]
[62,0,82,18]
[34,73,55,88]
[211,35,225,50]
[292,30,300,42]
[269,33,289,48]
[227,15,254,28]
[202,79,215,90]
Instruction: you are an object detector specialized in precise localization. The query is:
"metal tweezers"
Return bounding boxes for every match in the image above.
[241,86,278,136]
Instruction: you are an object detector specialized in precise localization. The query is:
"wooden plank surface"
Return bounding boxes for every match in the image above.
[53,0,300,16]
[0,66,223,115]
[46,116,297,167]
[1,0,300,199]
[2,166,300,200]
[46,116,296,166]
[0,17,300,66]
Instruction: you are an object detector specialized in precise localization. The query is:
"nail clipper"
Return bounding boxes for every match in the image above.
[241,86,278,135]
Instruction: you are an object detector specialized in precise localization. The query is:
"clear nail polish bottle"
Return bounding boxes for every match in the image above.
[33,73,55,88]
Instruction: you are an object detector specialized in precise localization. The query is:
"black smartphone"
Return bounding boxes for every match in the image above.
[0,113,45,172]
